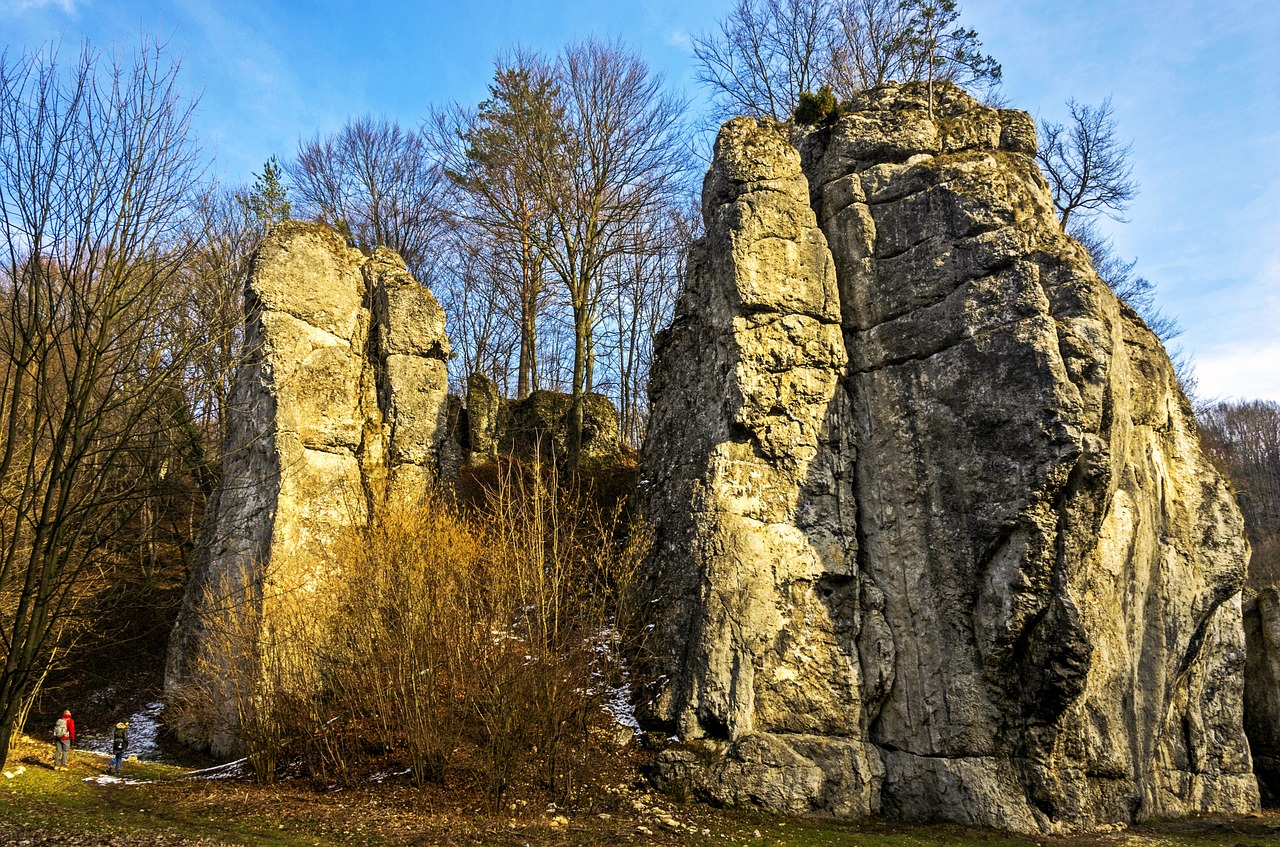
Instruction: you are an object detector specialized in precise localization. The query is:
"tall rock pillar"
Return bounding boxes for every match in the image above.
[166,223,450,753]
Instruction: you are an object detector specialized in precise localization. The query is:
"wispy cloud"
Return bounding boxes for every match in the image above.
[0,0,78,15]
[666,29,693,53]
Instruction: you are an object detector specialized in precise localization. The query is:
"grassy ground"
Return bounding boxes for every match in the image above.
[2,735,1279,847]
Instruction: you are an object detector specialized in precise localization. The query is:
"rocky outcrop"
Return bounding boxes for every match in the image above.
[1245,588,1280,804]
[461,374,622,467]
[166,223,450,753]
[639,82,1256,833]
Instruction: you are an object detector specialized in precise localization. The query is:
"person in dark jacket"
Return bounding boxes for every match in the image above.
[110,722,129,775]
[52,710,75,770]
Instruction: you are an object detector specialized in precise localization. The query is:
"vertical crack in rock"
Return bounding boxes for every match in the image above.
[166,224,450,754]
[640,82,1256,833]
[1245,588,1280,804]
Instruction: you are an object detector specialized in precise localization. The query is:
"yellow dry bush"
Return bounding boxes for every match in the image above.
[176,465,648,804]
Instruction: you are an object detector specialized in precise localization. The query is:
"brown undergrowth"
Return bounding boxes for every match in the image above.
[172,457,650,813]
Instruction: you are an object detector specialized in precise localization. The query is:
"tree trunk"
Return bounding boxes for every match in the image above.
[566,302,590,469]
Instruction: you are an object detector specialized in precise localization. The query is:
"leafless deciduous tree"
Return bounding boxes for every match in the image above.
[433,224,525,394]
[1200,400,1280,587]
[536,38,688,464]
[695,0,999,121]
[175,187,264,484]
[0,40,206,768]
[594,203,696,448]
[1037,99,1182,350]
[1069,220,1181,343]
[694,0,835,120]
[1037,97,1137,230]
[829,0,917,91]
[290,116,447,278]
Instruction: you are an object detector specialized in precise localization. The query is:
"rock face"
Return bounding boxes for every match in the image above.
[166,223,450,752]
[462,374,622,467]
[639,83,1256,833]
[1245,588,1280,804]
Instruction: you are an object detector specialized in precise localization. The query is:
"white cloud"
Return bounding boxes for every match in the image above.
[666,29,693,53]
[0,0,78,15]
[1193,338,1280,404]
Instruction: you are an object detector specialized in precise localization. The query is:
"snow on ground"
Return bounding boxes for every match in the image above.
[76,700,165,760]
[82,772,151,786]
[183,758,248,780]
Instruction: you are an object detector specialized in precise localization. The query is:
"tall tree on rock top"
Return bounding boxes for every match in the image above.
[236,156,291,232]
[898,0,1001,120]
[693,0,1000,121]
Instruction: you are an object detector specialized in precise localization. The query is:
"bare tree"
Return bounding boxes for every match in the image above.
[1070,220,1181,343]
[1037,97,1137,230]
[695,0,999,121]
[595,202,695,448]
[290,116,447,277]
[433,223,523,395]
[694,0,835,120]
[1200,401,1280,587]
[532,38,688,464]
[830,0,916,90]
[0,40,206,767]
[1037,99,1181,349]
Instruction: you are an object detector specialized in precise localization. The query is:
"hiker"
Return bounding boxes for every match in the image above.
[110,721,129,775]
[52,710,75,770]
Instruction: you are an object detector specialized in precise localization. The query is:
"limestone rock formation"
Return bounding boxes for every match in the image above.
[166,223,450,752]
[1245,587,1280,804]
[639,82,1256,833]
[460,375,622,467]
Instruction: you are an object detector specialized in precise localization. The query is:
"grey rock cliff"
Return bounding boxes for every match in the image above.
[166,224,450,753]
[639,83,1256,832]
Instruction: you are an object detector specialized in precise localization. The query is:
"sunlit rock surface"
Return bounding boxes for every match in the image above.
[166,223,450,754]
[639,82,1256,833]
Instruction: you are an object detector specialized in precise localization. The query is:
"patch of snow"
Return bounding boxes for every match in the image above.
[184,758,248,780]
[76,700,165,760]
[369,767,412,783]
[83,773,151,786]
[604,682,640,733]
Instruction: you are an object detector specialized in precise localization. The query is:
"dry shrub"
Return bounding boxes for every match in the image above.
[173,462,647,804]
[169,557,324,783]
[323,494,482,787]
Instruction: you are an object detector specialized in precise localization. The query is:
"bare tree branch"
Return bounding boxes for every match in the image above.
[1037,97,1137,229]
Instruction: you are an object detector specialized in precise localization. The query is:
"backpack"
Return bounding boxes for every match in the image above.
[53,717,67,739]
[113,725,127,752]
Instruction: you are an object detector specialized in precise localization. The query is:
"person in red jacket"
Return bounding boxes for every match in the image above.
[52,710,74,770]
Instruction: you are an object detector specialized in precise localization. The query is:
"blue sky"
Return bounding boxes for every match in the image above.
[4,0,1277,402]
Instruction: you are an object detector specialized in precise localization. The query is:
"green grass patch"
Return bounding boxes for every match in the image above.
[3,738,1280,847]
